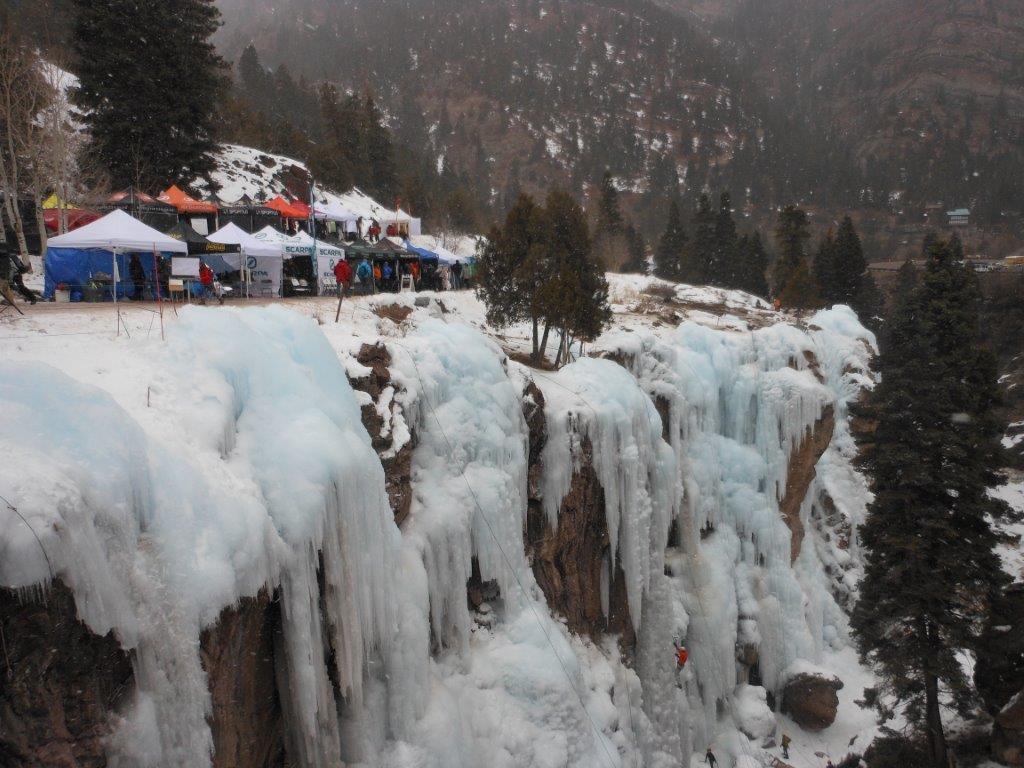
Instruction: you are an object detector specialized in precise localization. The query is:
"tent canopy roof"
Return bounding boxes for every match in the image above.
[159,184,218,214]
[208,222,282,258]
[264,195,307,219]
[47,209,188,253]
[165,221,240,254]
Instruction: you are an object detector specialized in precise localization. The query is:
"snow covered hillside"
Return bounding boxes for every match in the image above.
[0,277,883,768]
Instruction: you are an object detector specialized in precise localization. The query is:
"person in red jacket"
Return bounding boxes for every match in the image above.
[199,262,220,305]
[333,257,353,321]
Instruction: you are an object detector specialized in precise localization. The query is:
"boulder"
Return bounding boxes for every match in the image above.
[993,691,1024,767]
[781,666,843,731]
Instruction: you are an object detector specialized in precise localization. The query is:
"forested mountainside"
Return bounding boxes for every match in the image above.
[660,0,1024,221]
[214,0,1023,225]
[213,0,860,228]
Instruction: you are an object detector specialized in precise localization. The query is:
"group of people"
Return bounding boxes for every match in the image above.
[331,256,467,296]
[0,243,40,309]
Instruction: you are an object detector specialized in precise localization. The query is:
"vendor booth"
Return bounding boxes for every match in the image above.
[44,209,187,301]
[216,196,280,233]
[289,230,347,295]
[208,222,284,297]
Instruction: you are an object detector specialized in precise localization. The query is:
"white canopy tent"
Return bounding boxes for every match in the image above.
[48,209,188,252]
[208,222,284,296]
[290,230,348,295]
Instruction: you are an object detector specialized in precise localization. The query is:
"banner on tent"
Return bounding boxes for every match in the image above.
[317,255,342,295]
[247,254,282,295]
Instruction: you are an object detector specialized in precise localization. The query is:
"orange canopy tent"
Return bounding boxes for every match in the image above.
[265,195,308,219]
[158,184,219,214]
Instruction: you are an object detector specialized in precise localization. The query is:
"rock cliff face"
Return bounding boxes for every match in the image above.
[780,404,835,564]
[199,591,285,768]
[0,583,132,768]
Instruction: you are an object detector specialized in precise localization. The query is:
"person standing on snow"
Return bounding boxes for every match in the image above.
[333,257,352,322]
[199,261,218,305]
[129,253,146,300]
[451,259,463,289]
[704,747,718,766]
[781,733,791,759]
[356,258,373,294]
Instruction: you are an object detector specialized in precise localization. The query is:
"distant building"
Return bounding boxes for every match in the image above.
[947,208,970,227]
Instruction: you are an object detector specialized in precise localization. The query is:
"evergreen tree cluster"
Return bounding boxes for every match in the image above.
[226,45,483,231]
[653,190,768,296]
[477,188,611,366]
[851,237,1016,768]
[71,0,226,189]
[592,171,647,274]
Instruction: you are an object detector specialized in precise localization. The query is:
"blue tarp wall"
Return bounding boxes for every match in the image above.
[44,247,169,301]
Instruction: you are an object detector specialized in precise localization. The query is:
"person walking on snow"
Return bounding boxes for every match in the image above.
[333,257,353,321]
[704,747,718,767]
[781,733,791,759]
[356,258,373,294]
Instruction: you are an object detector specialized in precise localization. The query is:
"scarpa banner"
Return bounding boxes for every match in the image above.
[317,255,341,295]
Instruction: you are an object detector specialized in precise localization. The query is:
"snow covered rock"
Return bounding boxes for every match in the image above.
[994,690,1024,767]
[781,663,844,731]
[733,684,777,740]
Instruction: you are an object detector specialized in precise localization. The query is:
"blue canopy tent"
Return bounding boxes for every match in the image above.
[403,240,439,263]
[45,210,188,300]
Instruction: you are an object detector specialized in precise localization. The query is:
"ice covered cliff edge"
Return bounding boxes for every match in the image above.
[0,284,875,768]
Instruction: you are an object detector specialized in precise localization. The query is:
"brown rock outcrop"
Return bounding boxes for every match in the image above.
[781,671,843,731]
[779,404,835,564]
[349,342,415,527]
[993,690,1024,767]
[0,582,133,768]
[525,434,636,655]
[200,590,285,768]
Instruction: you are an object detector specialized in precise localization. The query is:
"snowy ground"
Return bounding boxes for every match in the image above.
[0,276,893,768]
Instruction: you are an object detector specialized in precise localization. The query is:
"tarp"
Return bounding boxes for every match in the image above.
[264,195,307,219]
[158,184,218,214]
[47,209,188,252]
[44,248,163,300]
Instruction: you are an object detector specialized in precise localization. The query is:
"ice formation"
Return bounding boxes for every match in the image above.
[0,292,876,768]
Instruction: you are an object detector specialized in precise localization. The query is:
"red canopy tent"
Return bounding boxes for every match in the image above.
[42,207,102,234]
[265,195,308,219]
[158,184,219,214]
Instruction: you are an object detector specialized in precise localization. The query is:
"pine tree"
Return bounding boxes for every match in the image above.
[621,222,647,274]
[813,228,839,302]
[476,193,545,357]
[596,170,623,235]
[654,198,687,281]
[735,231,769,297]
[687,192,716,284]
[852,238,1013,768]
[361,91,397,201]
[710,191,738,287]
[773,204,819,308]
[72,0,226,188]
